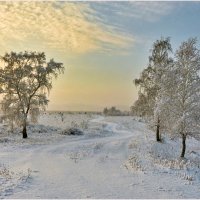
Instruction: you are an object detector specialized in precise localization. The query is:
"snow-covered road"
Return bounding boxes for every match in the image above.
[1,115,200,198]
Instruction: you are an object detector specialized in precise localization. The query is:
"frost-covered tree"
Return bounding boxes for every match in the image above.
[149,37,173,142]
[131,92,151,117]
[134,66,156,117]
[156,38,200,157]
[0,51,64,138]
[103,107,108,116]
[103,106,122,116]
[133,37,173,141]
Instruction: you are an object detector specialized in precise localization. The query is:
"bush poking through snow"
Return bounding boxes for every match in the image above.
[0,165,32,181]
[28,124,59,134]
[71,121,79,128]
[93,142,103,151]
[0,165,33,198]
[0,166,13,179]
[128,140,138,149]
[60,128,83,136]
[19,168,32,182]
[153,158,192,170]
[124,156,144,172]
[70,120,89,130]
[0,138,10,143]
[178,172,194,182]
[79,120,89,130]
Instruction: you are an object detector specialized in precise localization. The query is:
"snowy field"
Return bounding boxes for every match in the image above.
[0,113,200,198]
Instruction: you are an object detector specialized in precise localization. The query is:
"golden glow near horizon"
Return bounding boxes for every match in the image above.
[47,61,138,111]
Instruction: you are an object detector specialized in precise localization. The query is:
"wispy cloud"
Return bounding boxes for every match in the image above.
[91,2,176,23]
[124,2,176,22]
[0,2,134,54]
[87,1,178,48]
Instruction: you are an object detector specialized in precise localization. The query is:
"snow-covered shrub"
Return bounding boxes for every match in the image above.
[70,120,89,130]
[128,140,138,149]
[0,164,32,198]
[178,172,194,182]
[19,168,32,182]
[79,120,89,130]
[0,124,9,135]
[0,165,13,180]
[124,156,144,172]
[154,158,191,170]
[28,124,59,134]
[93,142,103,151]
[0,164,32,182]
[71,121,79,128]
[60,127,83,136]
[68,151,89,163]
[0,138,10,143]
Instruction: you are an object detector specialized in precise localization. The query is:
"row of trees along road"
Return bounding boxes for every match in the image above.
[0,51,64,138]
[132,37,200,158]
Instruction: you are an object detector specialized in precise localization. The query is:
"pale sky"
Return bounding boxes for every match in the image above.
[0,1,200,111]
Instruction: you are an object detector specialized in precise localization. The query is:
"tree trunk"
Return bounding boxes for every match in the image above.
[180,134,186,158]
[156,117,161,142]
[22,121,28,139]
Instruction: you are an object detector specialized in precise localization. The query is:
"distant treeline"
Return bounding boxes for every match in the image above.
[103,107,130,116]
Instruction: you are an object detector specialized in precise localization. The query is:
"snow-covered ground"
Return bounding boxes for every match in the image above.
[0,113,200,198]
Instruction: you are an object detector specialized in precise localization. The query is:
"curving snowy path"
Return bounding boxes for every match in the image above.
[1,115,200,198]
